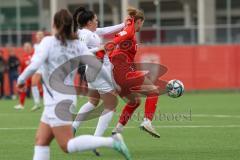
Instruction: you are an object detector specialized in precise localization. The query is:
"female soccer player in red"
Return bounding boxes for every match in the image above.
[108,7,161,138]
[14,42,33,109]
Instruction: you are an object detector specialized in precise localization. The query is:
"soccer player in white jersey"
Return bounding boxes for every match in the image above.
[71,7,125,155]
[31,31,44,111]
[17,9,131,160]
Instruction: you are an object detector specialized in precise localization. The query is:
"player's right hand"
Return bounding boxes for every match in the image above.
[17,83,26,92]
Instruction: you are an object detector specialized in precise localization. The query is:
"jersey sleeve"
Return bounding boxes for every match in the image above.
[95,23,125,36]
[112,19,135,44]
[88,47,100,53]
[17,37,51,84]
[77,41,93,57]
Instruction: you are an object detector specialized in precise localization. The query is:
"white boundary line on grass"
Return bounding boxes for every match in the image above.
[192,114,240,118]
[1,113,240,118]
[1,125,240,130]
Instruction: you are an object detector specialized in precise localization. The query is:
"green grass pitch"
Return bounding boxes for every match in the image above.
[0,92,240,160]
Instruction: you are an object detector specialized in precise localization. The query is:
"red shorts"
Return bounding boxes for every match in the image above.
[112,62,145,97]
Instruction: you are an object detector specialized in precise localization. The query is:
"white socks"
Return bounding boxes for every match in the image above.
[94,110,115,136]
[33,137,114,159]
[33,146,50,160]
[72,102,114,137]
[72,102,95,130]
[31,86,40,105]
[67,135,113,153]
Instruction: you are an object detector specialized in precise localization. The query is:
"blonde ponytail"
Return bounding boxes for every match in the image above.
[127,7,144,21]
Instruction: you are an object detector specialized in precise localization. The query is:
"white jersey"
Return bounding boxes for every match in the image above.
[77,23,124,63]
[18,36,91,106]
[76,24,124,93]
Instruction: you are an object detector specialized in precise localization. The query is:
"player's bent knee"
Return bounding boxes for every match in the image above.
[128,99,141,108]
[35,136,50,146]
[31,74,41,86]
[31,83,38,86]
[89,98,99,106]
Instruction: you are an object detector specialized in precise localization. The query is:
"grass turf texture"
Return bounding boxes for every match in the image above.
[0,92,239,160]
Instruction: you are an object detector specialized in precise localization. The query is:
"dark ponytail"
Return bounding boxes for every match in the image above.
[54,9,78,46]
[73,7,95,32]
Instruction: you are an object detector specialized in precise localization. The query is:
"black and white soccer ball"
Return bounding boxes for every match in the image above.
[166,79,184,98]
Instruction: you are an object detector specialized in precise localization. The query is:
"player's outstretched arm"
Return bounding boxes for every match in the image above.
[95,23,124,36]
[17,37,50,85]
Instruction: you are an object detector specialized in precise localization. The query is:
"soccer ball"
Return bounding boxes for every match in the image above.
[166,79,184,98]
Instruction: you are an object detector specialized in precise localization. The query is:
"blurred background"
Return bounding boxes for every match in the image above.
[1,0,240,45]
[0,2,239,159]
[0,0,240,98]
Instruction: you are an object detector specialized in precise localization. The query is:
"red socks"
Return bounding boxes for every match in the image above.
[118,96,159,126]
[119,103,140,126]
[19,91,26,106]
[144,96,159,121]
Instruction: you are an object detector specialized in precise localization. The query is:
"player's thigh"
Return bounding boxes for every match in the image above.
[142,77,159,95]
[125,93,141,106]
[35,122,54,146]
[87,89,100,106]
[31,73,42,86]
[51,125,73,153]
[100,90,118,110]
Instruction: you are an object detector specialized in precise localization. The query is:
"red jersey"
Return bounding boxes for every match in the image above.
[108,19,145,97]
[109,18,137,63]
[20,53,32,73]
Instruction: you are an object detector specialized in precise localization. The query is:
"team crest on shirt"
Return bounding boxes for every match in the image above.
[118,31,127,36]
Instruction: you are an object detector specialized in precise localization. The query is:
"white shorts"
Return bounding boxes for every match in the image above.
[40,104,74,127]
[87,62,115,94]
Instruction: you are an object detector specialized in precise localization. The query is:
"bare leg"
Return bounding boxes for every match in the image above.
[31,73,42,111]
[33,122,54,160]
